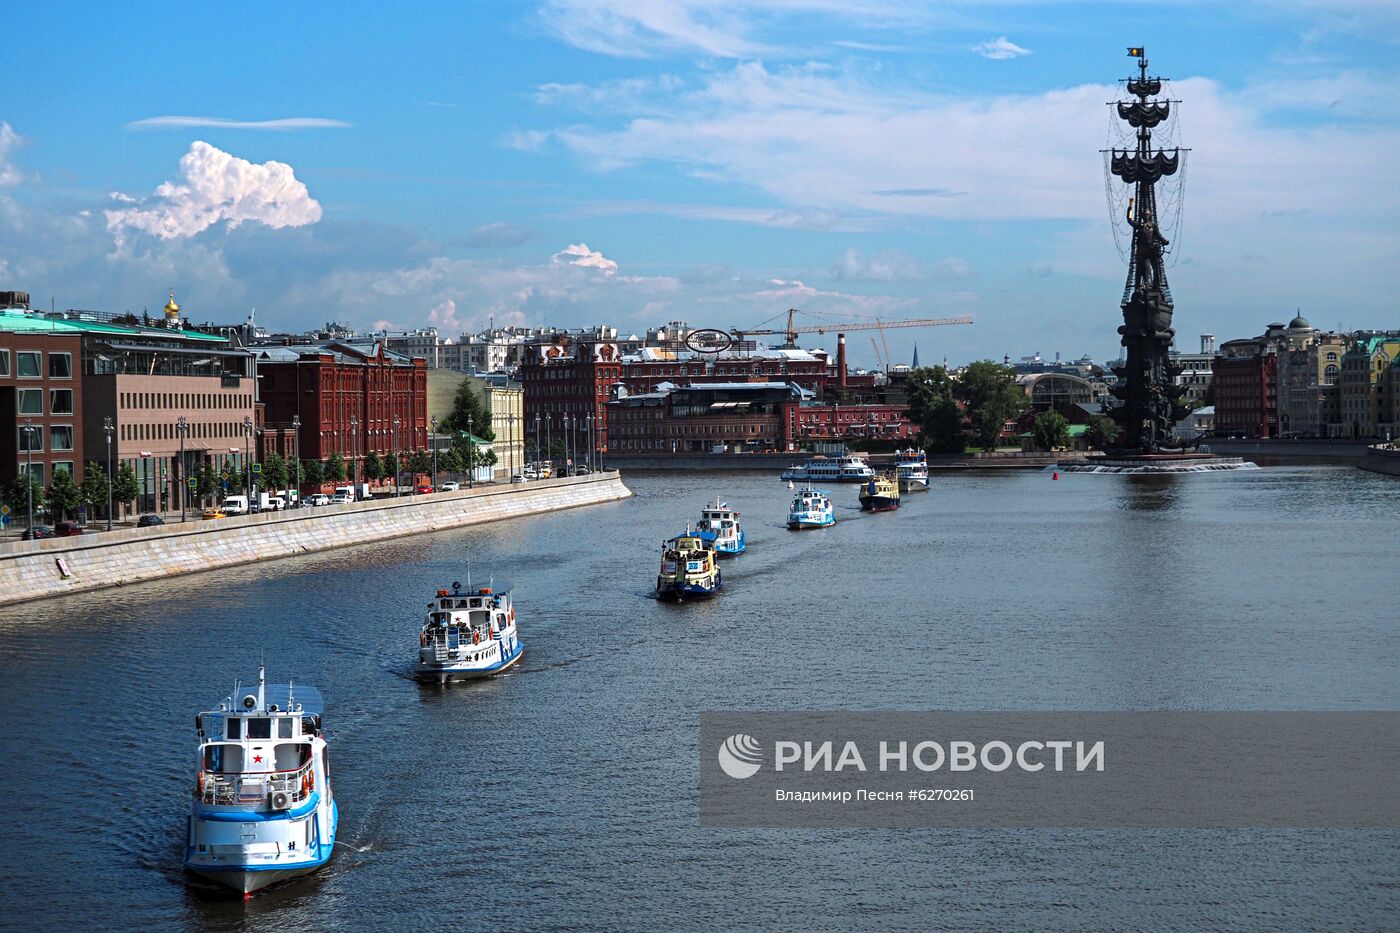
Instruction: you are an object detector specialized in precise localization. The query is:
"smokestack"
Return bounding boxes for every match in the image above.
[837,333,847,388]
[1201,334,1216,355]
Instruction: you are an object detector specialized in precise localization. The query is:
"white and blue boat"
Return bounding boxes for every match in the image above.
[787,486,835,529]
[780,455,874,483]
[894,447,929,491]
[185,666,338,896]
[416,581,524,683]
[696,497,746,556]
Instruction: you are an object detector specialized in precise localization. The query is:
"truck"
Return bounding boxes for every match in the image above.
[257,493,286,511]
[220,495,249,515]
[333,485,356,502]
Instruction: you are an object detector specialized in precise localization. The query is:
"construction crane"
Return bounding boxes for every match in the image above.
[733,307,973,350]
[869,336,886,371]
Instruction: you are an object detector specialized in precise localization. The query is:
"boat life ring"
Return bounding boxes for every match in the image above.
[473,631,481,645]
[303,771,314,794]
[196,771,205,795]
[419,632,427,647]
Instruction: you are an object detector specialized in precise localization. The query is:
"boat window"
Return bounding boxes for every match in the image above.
[226,718,241,740]
[204,743,245,773]
[274,742,310,771]
[278,717,294,738]
[247,717,272,739]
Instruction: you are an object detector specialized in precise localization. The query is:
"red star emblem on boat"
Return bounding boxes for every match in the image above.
[253,755,263,763]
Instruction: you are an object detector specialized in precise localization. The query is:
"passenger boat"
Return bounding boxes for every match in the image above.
[696,497,746,556]
[655,531,722,600]
[893,447,929,491]
[416,581,524,683]
[858,474,901,512]
[779,455,874,483]
[184,665,338,896]
[787,486,835,529]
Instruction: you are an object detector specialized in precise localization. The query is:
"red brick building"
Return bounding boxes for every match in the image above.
[783,402,917,444]
[519,340,624,454]
[1212,353,1277,437]
[0,327,85,492]
[608,382,802,453]
[619,348,834,396]
[257,341,429,480]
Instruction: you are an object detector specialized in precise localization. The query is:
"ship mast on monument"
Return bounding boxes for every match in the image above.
[1105,46,1190,453]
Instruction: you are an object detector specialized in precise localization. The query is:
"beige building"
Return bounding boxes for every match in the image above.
[1333,335,1400,438]
[1276,316,1346,437]
[424,369,524,478]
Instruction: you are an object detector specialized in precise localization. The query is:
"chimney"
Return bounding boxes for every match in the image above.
[1201,334,1216,355]
[836,333,847,388]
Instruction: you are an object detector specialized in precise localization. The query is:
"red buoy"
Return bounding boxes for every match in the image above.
[1052,471,1059,480]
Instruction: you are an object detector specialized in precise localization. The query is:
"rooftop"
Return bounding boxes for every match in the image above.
[0,308,227,343]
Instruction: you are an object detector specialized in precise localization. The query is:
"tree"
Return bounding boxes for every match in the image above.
[222,465,245,494]
[263,452,289,492]
[384,454,400,488]
[1032,411,1071,451]
[921,397,966,454]
[903,365,956,425]
[324,452,346,482]
[45,468,81,521]
[955,360,1025,451]
[197,463,219,502]
[80,461,109,515]
[301,458,324,489]
[409,449,432,475]
[112,461,140,518]
[5,474,44,523]
[363,451,383,481]
[1085,416,1120,451]
[439,446,464,474]
[441,380,495,441]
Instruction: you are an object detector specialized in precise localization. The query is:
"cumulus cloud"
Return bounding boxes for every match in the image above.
[105,141,322,242]
[427,298,462,332]
[552,242,618,275]
[972,37,1030,60]
[457,221,536,248]
[831,247,922,282]
[0,122,23,187]
[127,116,352,130]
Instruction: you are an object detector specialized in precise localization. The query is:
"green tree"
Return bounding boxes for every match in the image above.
[903,365,956,425]
[262,452,289,492]
[112,461,140,518]
[324,452,346,483]
[300,458,324,489]
[197,463,219,502]
[921,397,966,455]
[1085,415,1120,451]
[222,464,245,494]
[409,449,432,475]
[439,446,464,474]
[955,360,1026,451]
[80,461,109,516]
[363,451,383,481]
[45,468,81,521]
[1032,411,1071,451]
[441,380,496,441]
[384,453,400,488]
[6,474,45,523]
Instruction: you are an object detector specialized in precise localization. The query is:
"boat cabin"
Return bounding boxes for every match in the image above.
[193,682,325,806]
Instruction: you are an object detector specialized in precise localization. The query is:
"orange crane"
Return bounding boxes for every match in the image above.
[733,307,972,349]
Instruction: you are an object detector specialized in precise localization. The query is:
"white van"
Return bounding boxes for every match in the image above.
[221,495,249,515]
[258,493,285,511]
[333,486,355,502]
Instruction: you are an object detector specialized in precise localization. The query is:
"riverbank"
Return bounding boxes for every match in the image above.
[0,472,630,608]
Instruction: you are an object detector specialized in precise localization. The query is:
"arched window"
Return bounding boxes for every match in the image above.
[1324,364,1339,385]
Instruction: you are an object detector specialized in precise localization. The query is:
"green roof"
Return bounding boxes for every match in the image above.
[0,309,227,342]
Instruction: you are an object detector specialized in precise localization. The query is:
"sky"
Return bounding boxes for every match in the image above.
[2,0,1398,368]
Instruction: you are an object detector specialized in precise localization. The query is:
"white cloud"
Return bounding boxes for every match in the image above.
[0,122,23,187]
[105,141,322,242]
[427,298,462,332]
[831,247,923,281]
[127,116,352,130]
[552,242,619,275]
[972,36,1030,61]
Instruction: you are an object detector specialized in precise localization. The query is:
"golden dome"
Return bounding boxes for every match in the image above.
[163,289,180,319]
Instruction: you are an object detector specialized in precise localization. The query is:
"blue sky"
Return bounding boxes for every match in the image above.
[3,1,1397,367]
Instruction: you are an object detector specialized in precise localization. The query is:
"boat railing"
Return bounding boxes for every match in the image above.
[197,758,315,807]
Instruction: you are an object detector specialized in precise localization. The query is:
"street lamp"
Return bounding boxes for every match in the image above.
[392,415,401,497]
[587,413,595,474]
[533,413,541,468]
[546,414,553,476]
[103,416,114,531]
[292,415,301,505]
[242,416,254,500]
[430,416,438,486]
[348,416,358,484]
[21,418,36,532]
[177,416,189,522]
[564,413,573,476]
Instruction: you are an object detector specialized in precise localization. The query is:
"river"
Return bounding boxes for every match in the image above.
[2,466,1397,930]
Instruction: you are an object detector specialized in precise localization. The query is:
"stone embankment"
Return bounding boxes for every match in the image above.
[1201,438,1373,462]
[0,473,630,607]
[1359,444,1400,478]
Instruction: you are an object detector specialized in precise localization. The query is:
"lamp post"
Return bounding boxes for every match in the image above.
[533,413,541,469]
[292,415,301,505]
[242,416,253,500]
[103,416,114,531]
[392,415,401,497]
[177,416,189,522]
[587,413,595,474]
[564,413,573,476]
[21,418,36,532]
[546,414,553,476]
[430,416,438,486]
[348,416,357,486]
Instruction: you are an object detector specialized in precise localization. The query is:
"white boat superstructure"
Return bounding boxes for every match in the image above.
[894,448,929,490]
[184,666,338,895]
[417,583,524,683]
[787,486,835,529]
[779,455,875,483]
[697,497,746,556]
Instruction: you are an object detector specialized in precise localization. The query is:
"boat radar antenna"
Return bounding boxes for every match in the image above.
[257,661,266,711]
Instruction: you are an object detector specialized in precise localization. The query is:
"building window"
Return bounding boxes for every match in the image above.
[17,388,43,415]
[0,348,8,376]
[16,351,40,378]
[51,425,75,451]
[22,462,44,485]
[50,389,74,414]
[19,425,43,451]
[49,353,73,378]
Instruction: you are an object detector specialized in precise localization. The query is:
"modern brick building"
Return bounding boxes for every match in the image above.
[783,401,917,444]
[0,324,85,494]
[1212,353,1278,438]
[608,382,805,453]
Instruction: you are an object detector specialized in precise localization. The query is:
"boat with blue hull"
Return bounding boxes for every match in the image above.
[858,474,901,512]
[788,486,835,529]
[656,532,722,600]
[417,582,524,683]
[697,497,746,556]
[893,448,929,491]
[780,455,874,483]
[185,666,338,896]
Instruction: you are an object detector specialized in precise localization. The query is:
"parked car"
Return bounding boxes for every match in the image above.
[54,520,90,536]
[439,481,460,492]
[201,508,227,520]
[136,514,165,528]
[307,493,331,506]
[511,473,528,484]
[415,483,435,495]
[21,526,56,540]
[329,493,354,505]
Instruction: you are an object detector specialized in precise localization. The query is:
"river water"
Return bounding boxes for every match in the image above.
[2,467,1397,931]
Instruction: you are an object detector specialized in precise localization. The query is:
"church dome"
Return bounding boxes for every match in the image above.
[1288,313,1312,330]
[163,289,180,321]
